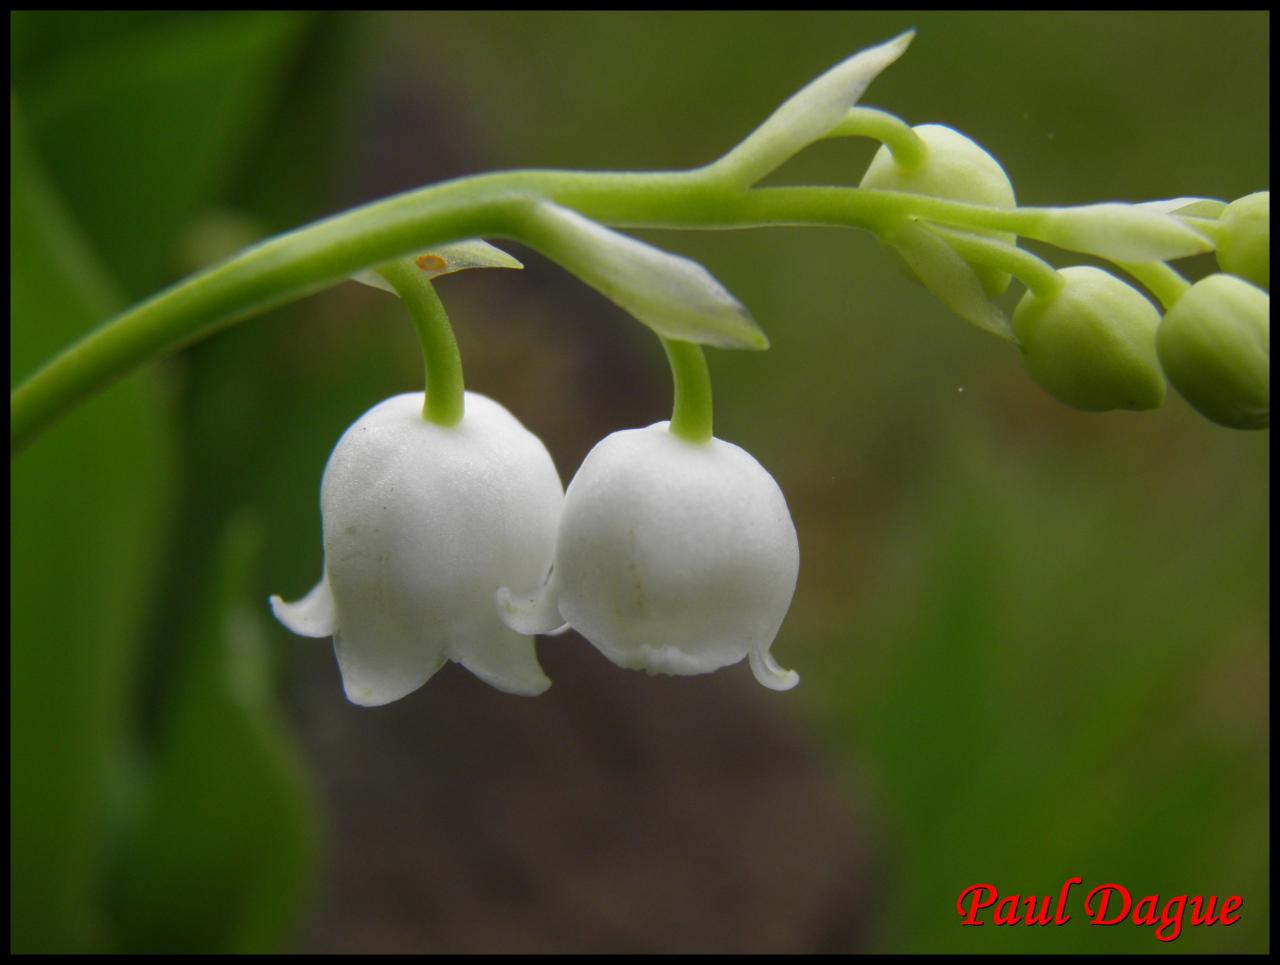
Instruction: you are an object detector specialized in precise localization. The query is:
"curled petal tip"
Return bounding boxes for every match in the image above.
[269,577,335,638]
[749,648,800,692]
[495,571,565,636]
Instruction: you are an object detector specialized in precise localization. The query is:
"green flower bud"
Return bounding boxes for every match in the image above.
[860,123,1016,296]
[1215,191,1269,290]
[1157,274,1269,429]
[1012,266,1165,412]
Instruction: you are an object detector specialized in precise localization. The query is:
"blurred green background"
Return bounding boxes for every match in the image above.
[10,11,1268,953]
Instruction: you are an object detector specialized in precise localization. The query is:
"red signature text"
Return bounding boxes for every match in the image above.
[957,879,1243,943]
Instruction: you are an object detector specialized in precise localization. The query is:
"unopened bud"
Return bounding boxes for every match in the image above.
[1215,191,1269,290]
[861,124,1016,296]
[1012,266,1165,412]
[1157,273,1269,429]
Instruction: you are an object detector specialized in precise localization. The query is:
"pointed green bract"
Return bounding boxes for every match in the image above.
[522,201,768,350]
[7,27,1267,454]
[1138,197,1228,219]
[352,239,523,294]
[1039,204,1213,262]
[881,221,1012,342]
[712,30,914,186]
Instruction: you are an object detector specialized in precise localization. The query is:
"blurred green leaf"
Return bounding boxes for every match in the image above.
[12,11,311,294]
[104,514,319,953]
[11,11,163,76]
[802,420,1268,953]
[10,99,176,953]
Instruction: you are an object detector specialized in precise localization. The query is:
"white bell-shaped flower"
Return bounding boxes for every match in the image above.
[500,423,800,690]
[271,391,563,705]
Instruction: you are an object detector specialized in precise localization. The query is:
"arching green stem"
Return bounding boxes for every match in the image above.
[661,337,713,444]
[375,259,465,426]
[825,107,927,170]
[926,224,1064,298]
[9,168,1201,454]
[1115,260,1192,311]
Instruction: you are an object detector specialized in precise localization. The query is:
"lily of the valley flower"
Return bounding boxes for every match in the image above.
[499,423,800,690]
[271,391,563,705]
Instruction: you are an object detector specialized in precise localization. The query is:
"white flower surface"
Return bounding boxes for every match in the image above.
[271,391,563,705]
[501,423,800,690]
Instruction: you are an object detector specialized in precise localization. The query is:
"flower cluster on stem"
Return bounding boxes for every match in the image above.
[11,31,1268,702]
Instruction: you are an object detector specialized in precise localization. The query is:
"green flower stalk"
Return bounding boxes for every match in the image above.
[11,29,1268,709]
[10,30,1238,454]
[355,240,523,425]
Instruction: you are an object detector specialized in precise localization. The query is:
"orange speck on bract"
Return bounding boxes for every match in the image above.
[416,254,447,272]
